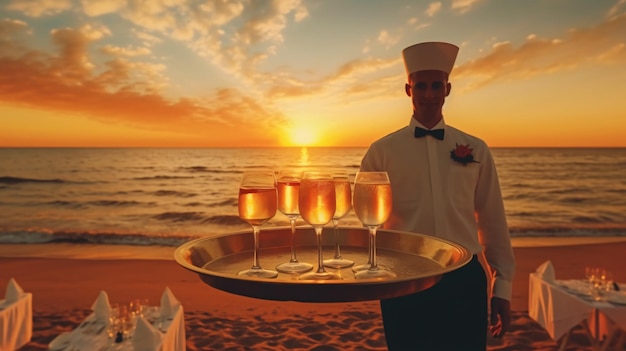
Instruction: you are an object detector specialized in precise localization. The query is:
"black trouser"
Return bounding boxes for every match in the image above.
[380,255,488,351]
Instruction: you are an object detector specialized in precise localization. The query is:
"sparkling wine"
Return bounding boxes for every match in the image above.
[299,179,336,226]
[277,180,300,216]
[238,187,277,226]
[353,182,392,226]
[333,178,352,220]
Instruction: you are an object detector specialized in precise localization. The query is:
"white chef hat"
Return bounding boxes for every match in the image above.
[402,41,459,76]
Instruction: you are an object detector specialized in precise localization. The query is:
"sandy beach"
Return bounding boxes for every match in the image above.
[2,238,626,350]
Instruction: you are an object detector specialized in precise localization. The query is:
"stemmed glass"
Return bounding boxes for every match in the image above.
[323,170,354,269]
[352,171,395,279]
[237,171,279,278]
[298,171,340,280]
[585,266,598,294]
[275,170,313,274]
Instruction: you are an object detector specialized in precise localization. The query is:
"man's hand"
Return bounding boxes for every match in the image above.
[489,296,511,338]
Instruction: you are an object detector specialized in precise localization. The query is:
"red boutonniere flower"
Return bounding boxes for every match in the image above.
[450,143,479,165]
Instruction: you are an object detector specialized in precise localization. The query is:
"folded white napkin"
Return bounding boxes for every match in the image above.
[160,286,180,319]
[5,277,24,303]
[132,316,162,351]
[90,290,111,323]
[536,260,555,283]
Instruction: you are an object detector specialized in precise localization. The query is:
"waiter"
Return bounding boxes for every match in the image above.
[360,41,516,351]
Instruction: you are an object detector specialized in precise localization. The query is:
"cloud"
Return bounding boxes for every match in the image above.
[0,18,287,146]
[454,14,626,90]
[5,0,72,17]
[3,0,309,93]
[132,29,163,47]
[0,18,30,55]
[264,55,400,102]
[425,2,442,17]
[607,0,626,18]
[451,0,482,14]
[377,30,400,49]
[81,0,125,17]
[101,45,151,57]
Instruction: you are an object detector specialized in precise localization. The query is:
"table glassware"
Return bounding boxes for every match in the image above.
[323,170,354,269]
[297,171,340,280]
[592,268,613,302]
[585,266,599,294]
[352,171,395,279]
[140,298,150,315]
[237,171,279,278]
[275,170,313,274]
[129,299,142,317]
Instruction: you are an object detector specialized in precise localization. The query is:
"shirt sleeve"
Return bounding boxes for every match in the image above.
[475,147,516,301]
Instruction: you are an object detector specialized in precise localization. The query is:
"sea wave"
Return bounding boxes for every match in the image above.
[1,225,624,248]
[177,166,241,174]
[0,176,66,184]
[40,200,157,208]
[150,212,243,225]
[130,175,195,181]
[0,230,198,247]
[0,176,99,185]
[508,226,626,237]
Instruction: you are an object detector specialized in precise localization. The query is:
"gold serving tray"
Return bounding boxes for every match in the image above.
[174,226,472,302]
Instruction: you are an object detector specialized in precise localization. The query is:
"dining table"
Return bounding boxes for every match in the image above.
[0,292,33,350]
[48,304,186,351]
[528,272,626,351]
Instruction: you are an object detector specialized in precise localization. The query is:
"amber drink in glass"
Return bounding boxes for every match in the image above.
[298,171,340,280]
[237,171,279,278]
[275,170,313,274]
[352,171,395,279]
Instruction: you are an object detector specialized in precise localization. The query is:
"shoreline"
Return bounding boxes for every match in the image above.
[2,236,626,260]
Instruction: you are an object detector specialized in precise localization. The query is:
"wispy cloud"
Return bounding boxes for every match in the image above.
[425,2,442,17]
[607,0,626,18]
[454,14,626,90]
[451,0,482,14]
[5,0,72,17]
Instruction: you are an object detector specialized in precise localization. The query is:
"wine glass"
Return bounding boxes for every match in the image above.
[275,170,313,274]
[129,299,142,317]
[297,171,340,280]
[237,171,279,278]
[585,266,599,294]
[593,268,612,302]
[352,171,395,279]
[323,170,354,269]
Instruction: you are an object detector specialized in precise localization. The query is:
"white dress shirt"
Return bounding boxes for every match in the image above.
[360,117,515,300]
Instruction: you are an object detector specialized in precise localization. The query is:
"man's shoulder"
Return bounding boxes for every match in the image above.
[370,126,409,147]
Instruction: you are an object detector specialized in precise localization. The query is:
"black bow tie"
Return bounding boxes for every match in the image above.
[414,127,445,140]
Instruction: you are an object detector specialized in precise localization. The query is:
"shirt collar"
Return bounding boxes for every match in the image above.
[409,116,447,130]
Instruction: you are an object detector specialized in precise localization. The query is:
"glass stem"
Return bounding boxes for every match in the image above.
[289,218,298,263]
[366,230,373,265]
[314,226,326,273]
[252,225,261,269]
[332,219,342,259]
[369,226,378,270]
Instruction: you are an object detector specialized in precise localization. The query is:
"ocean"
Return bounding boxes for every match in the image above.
[1,147,625,248]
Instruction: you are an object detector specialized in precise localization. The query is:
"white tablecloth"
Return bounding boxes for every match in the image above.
[0,293,33,350]
[528,272,626,349]
[48,305,186,351]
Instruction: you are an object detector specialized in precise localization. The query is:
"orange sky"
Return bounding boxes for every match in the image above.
[1,1,626,147]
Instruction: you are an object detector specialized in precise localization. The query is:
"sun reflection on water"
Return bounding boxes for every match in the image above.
[298,147,309,167]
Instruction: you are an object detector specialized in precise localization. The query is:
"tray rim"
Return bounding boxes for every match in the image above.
[174,226,473,286]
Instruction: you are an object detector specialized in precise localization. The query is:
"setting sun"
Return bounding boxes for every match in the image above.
[289,126,318,146]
